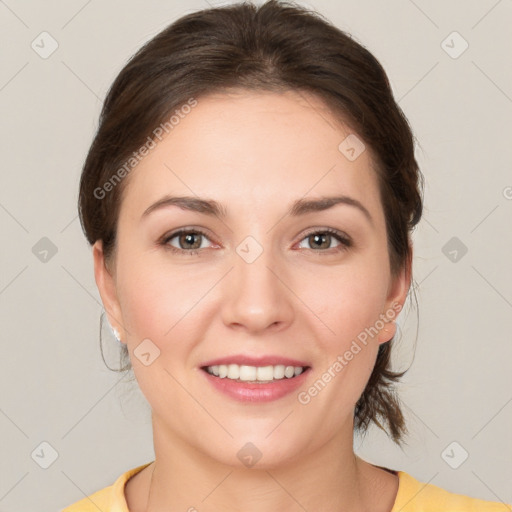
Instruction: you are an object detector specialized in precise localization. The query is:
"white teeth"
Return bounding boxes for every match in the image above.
[238,365,256,381]
[256,365,274,381]
[227,364,239,379]
[273,365,285,379]
[205,363,307,381]
[284,366,295,378]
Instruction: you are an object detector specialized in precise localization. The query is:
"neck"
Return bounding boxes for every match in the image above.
[145,413,378,512]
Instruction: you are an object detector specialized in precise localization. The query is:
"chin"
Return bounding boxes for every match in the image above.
[199,433,306,470]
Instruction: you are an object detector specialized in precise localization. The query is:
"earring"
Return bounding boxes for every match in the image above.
[108,320,122,343]
[112,327,122,343]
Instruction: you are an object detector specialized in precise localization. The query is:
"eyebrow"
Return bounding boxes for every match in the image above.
[141,194,373,224]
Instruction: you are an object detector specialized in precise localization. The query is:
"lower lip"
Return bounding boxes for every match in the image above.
[201,368,311,403]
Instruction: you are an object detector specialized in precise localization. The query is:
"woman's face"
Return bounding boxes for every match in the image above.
[94,89,409,467]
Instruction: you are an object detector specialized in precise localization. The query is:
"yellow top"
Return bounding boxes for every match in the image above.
[61,462,511,512]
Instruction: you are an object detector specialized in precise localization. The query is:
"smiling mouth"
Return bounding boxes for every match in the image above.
[201,364,311,383]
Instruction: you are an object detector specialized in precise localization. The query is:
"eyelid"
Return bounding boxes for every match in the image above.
[298,226,351,243]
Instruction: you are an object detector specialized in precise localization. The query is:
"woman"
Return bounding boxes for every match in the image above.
[62,1,509,511]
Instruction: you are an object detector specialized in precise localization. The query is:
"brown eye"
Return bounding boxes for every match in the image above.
[308,233,333,250]
[161,229,212,255]
[176,232,203,250]
[297,228,352,253]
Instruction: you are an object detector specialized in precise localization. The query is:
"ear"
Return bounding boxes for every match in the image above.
[377,246,413,344]
[92,240,126,343]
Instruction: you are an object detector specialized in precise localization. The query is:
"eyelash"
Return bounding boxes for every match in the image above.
[158,227,352,256]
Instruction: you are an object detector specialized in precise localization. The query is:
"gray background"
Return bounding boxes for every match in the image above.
[0,1,511,511]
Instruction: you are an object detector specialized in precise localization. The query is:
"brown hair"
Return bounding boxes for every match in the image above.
[79,0,423,446]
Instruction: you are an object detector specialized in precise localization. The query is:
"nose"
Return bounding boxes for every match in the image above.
[220,244,294,334]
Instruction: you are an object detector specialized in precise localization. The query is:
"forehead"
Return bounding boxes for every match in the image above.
[119,89,383,224]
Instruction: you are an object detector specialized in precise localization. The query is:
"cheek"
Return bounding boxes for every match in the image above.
[114,260,212,404]
[299,255,389,397]
[116,258,216,348]
[299,277,384,419]
[304,260,389,344]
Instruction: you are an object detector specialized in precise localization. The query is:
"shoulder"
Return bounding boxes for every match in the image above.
[392,471,511,512]
[60,462,153,512]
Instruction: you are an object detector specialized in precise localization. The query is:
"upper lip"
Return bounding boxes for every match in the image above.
[200,355,311,368]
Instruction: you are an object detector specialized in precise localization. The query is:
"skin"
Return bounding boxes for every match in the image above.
[93,89,411,512]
